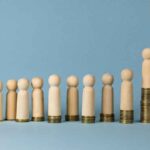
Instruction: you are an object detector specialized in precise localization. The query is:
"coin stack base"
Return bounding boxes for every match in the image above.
[6,119,15,121]
[65,115,79,121]
[48,116,61,123]
[100,113,114,122]
[81,116,95,123]
[120,110,134,124]
[16,119,30,122]
[32,117,45,122]
[141,88,150,123]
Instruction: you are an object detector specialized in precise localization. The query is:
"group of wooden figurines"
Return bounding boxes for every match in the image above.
[0,70,131,123]
[0,48,149,124]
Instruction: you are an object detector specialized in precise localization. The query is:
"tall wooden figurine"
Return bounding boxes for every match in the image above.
[16,78,30,122]
[100,73,114,122]
[32,77,44,121]
[141,48,150,123]
[82,74,95,123]
[120,69,134,124]
[48,75,61,123]
[6,80,17,120]
[66,75,79,121]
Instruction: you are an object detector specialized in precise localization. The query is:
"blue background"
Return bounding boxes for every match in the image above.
[0,0,150,150]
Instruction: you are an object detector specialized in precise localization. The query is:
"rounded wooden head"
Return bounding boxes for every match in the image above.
[7,80,17,90]
[48,74,61,86]
[32,77,43,88]
[142,48,150,59]
[0,81,3,91]
[102,73,114,85]
[121,69,133,81]
[18,78,30,90]
[83,74,95,86]
[67,75,79,87]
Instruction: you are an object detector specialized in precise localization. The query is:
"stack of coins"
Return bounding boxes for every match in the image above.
[100,114,114,122]
[141,88,150,123]
[120,110,134,124]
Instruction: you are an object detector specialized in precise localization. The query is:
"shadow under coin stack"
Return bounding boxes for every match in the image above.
[141,48,150,123]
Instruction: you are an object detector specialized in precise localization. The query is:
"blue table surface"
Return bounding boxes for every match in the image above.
[0,121,150,150]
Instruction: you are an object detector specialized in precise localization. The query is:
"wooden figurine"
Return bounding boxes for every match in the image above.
[100,73,114,122]
[142,48,150,88]
[66,75,79,121]
[82,74,95,123]
[120,69,134,124]
[141,48,150,123]
[32,77,44,121]
[48,75,61,123]
[6,80,17,120]
[16,78,30,122]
